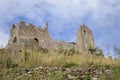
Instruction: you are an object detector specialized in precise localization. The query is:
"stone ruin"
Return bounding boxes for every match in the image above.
[7,21,95,53]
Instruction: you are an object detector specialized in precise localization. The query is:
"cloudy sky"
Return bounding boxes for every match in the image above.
[0,0,119,56]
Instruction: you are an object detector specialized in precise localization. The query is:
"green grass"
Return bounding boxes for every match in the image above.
[98,66,120,80]
[0,48,120,80]
[62,62,78,68]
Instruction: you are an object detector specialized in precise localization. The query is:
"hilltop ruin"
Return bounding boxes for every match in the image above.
[7,21,95,52]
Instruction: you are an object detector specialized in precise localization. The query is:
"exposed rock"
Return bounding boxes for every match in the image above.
[105,69,112,80]
[0,66,113,80]
[67,75,76,79]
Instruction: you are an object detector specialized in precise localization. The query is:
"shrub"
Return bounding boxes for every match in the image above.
[6,57,18,68]
[24,51,30,62]
[40,47,48,54]
[57,47,78,55]
[62,62,78,68]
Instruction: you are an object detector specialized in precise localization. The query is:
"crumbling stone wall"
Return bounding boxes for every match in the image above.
[76,24,94,52]
[7,21,95,53]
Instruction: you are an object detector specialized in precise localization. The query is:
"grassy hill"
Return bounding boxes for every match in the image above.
[0,48,120,80]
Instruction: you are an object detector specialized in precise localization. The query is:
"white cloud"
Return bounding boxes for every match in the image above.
[0,0,119,56]
[0,30,8,48]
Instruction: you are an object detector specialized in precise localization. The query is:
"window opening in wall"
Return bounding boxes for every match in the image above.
[84,30,86,34]
[13,37,17,43]
[34,38,39,43]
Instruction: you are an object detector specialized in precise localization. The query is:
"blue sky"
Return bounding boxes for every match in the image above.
[0,0,120,56]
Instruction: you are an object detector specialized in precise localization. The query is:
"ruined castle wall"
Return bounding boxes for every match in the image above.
[7,24,19,47]
[76,25,94,52]
[57,41,76,49]
[17,22,57,49]
[82,26,94,49]
[76,28,84,51]
[88,30,94,48]
[7,21,95,53]
[18,22,37,38]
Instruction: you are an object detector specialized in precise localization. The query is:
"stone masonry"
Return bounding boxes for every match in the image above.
[7,21,94,52]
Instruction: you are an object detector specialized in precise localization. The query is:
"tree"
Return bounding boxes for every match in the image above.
[114,46,120,59]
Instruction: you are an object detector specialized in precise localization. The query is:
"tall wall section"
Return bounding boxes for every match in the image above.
[7,21,57,50]
[76,24,94,52]
[7,24,19,48]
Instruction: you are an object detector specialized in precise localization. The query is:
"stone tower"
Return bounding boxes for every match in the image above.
[76,24,94,52]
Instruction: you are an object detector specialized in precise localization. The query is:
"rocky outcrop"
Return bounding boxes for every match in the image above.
[0,66,112,80]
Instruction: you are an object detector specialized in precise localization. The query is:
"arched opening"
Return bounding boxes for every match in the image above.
[12,24,16,28]
[84,30,86,33]
[83,30,86,35]
[34,38,39,43]
[13,37,17,43]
